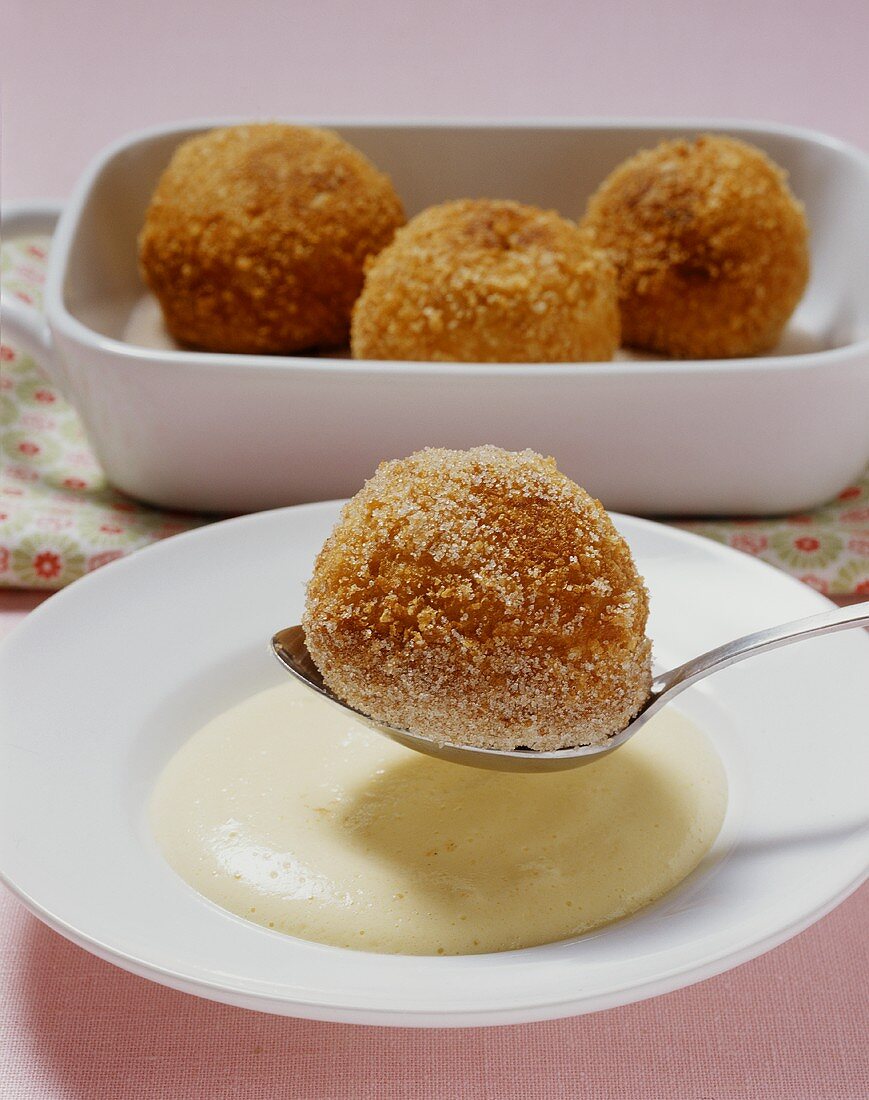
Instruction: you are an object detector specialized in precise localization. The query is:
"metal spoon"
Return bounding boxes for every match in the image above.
[271,601,869,773]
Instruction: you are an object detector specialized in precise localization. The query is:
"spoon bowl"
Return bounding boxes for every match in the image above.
[271,601,869,772]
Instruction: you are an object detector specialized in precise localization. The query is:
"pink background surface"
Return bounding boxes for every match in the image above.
[2,1,868,1095]
[3,0,869,200]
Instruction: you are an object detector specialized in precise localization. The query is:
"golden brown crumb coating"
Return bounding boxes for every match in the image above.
[350,199,620,362]
[303,446,652,751]
[138,124,405,354]
[580,135,810,358]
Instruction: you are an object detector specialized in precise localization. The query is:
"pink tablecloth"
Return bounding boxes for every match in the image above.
[0,876,866,1098]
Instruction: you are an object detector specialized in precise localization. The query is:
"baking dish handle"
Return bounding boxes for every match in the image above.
[1,202,63,384]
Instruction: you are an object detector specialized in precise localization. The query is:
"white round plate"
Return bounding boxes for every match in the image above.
[0,506,866,1027]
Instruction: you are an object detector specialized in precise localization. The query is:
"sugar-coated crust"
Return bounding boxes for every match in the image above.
[580,135,809,359]
[303,447,652,750]
[350,199,620,362]
[138,124,405,354]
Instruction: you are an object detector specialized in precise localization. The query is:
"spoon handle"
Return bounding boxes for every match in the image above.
[652,599,869,701]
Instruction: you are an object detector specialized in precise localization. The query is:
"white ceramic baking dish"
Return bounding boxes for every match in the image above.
[3,119,868,515]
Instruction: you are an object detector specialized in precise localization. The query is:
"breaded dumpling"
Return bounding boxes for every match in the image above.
[351,199,619,362]
[580,134,809,358]
[303,446,652,751]
[139,124,405,354]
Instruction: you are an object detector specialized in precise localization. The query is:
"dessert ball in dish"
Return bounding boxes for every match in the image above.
[350,199,620,362]
[580,134,810,359]
[302,446,652,751]
[138,124,405,354]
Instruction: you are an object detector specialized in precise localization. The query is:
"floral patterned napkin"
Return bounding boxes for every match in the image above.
[1,234,867,594]
[1,235,205,589]
[674,490,868,598]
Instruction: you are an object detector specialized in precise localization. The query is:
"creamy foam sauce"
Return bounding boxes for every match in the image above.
[151,681,727,955]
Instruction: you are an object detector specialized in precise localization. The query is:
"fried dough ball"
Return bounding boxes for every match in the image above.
[580,135,809,358]
[138,124,405,354]
[350,199,619,362]
[303,446,652,751]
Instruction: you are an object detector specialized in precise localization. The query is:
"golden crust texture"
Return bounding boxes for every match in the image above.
[138,124,405,354]
[302,446,652,751]
[350,199,620,362]
[580,134,810,358]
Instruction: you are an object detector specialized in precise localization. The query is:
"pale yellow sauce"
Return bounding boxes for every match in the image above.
[151,681,727,955]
